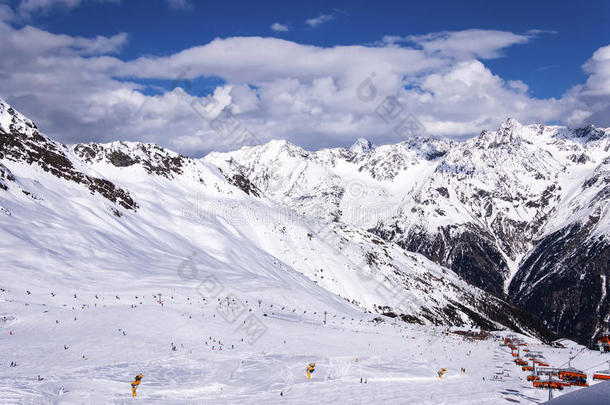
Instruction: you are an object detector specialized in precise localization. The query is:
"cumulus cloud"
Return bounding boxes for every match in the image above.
[305,13,333,28]
[270,22,288,32]
[0,15,608,156]
[581,45,610,97]
[408,60,564,135]
[560,44,610,127]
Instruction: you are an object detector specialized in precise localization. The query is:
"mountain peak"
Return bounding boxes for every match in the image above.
[500,117,522,130]
[471,117,528,148]
[572,124,608,141]
[0,98,39,139]
[349,138,375,154]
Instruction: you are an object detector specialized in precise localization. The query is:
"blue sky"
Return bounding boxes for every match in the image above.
[1,0,609,154]
[14,0,609,98]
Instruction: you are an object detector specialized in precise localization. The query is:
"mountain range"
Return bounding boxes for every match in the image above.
[206,118,610,346]
[2,97,608,345]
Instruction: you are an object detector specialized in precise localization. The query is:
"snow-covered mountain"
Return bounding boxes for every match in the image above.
[206,118,610,346]
[5,97,610,404]
[0,98,549,339]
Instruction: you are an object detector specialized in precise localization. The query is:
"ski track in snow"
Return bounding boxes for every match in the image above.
[1,285,609,404]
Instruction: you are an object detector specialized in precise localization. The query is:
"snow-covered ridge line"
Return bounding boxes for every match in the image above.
[0,97,553,340]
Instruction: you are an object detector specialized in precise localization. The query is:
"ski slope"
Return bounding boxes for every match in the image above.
[2,282,610,404]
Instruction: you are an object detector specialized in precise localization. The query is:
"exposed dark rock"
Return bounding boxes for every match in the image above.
[373,223,509,297]
[573,125,608,141]
[509,221,610,346]
[107,150,136,167]
[73,143,186,178]
[436,187,449,198]
[0,164,13,191]
[1,127,137,210]
[399,313,424,324]
[226,173,260,197]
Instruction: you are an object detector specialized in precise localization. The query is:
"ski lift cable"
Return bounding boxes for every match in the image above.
[584,360,610,372]
[558,347,586,368]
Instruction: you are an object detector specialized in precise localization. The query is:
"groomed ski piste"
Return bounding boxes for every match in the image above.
[1,99,609,404]
[2,282,610,404]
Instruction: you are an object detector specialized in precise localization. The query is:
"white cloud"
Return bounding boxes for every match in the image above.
[117,36,446,86]
[581,45,610,97]
[410,60,564,135]
[19,0,84,15]
[305,13,333,28]
[0,3,16,22]
[0,22,127,59]
[17,0,119,16]
[560,44,610,127]
[15,0,187,16]
[270,22,288,32]
[164,0,191,10]
[0,17,608,156]
[392,29,531,59]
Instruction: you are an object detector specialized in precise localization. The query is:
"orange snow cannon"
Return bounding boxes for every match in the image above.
[131,373,143,397]
[306,363,315,379]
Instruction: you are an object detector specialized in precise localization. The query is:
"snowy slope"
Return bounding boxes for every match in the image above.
[2,285,608,404]
[0,97,552,337]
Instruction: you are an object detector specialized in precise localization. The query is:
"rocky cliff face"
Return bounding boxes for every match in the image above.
[0,101,138,211]
[509,154,610,344]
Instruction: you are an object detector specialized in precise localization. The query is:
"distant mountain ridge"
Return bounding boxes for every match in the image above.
[206,118,610,346]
